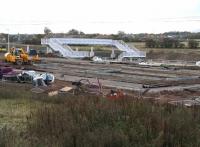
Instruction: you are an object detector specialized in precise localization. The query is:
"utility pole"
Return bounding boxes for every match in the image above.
[7,29,9,52]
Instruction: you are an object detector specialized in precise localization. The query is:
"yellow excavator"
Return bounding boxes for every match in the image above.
[4,47,40,65]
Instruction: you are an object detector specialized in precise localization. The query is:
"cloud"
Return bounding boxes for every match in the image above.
[0,0,199,33]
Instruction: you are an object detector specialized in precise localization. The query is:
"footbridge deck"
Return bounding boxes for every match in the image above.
[41,38,146,60]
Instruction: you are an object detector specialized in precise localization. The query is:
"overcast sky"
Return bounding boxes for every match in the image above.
[0,0,200,34]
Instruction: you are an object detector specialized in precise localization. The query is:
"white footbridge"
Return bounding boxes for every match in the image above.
[41,38,146,60]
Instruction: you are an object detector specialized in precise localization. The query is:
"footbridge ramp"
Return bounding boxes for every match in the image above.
[41,38,146,60]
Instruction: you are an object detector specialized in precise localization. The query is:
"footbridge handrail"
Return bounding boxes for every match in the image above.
[41,38,145,59]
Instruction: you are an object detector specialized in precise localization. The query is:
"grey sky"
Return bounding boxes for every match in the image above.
[0,0,200,34]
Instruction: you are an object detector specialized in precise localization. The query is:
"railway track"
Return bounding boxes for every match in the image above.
[32,58,200,92]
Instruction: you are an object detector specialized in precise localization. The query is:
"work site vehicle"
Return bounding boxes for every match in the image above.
[29,49,41,63]
[4,48,40,65]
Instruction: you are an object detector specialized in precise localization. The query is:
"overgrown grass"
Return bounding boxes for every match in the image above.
[1,83,200,146]
[27,96,200,147]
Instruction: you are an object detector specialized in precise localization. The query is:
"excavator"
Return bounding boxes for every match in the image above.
[4,47,40,65]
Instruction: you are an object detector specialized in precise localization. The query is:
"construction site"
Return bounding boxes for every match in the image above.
[1,35,200,146]
[1,37,200,106]
[1,0,200,145]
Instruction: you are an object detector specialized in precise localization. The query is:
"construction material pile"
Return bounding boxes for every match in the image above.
[0,63,55,87]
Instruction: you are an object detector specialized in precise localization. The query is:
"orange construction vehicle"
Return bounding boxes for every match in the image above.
[28,49,41,63]
[4,47,40,65]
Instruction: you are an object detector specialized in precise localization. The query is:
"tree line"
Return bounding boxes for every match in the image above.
[1,27,200,47]
[146,38,199,49]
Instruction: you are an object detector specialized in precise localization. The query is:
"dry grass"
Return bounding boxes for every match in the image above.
[27,96,200,147]
[0,82,200,146]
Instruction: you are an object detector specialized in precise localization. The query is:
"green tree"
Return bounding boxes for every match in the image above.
[68,29,80,35]
[117,31,125,35]
[173,39,180,48]
[117,31,126,40]
[44,27,52,36]
[146,39,157,48]
[159,38,180,48]
[188,40,199,49]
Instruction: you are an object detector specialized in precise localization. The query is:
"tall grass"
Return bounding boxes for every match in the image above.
[0,83,200,146]
[0,82,32,99]
[26,96,200,147]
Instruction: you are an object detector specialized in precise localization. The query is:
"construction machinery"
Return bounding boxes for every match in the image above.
[28,49,41,63]
[4,48,40,65]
